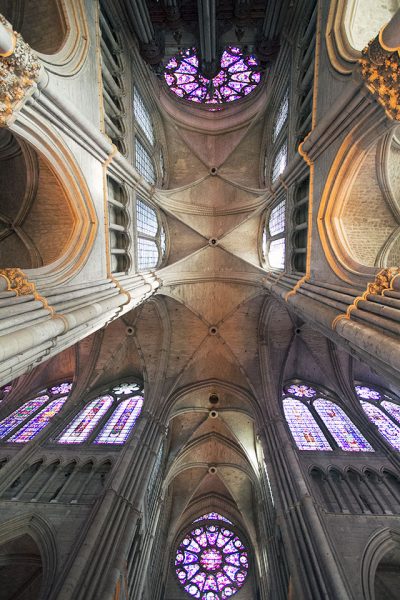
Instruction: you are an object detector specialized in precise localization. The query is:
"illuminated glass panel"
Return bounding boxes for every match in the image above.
[160,226,166,256]
[273,90,289,141]
[286,384,316,398]
[268,238,285,269]
[112,382,142,395]
[135,139,155,184]
[0,384,12,405]
[381,400,400,425]
[0,395,49,439]
[313,398,373,452]
[58,395,113,444]
[165,46,261,105]
[50,382,73,395]
[133,88,154,146]
[268,200,285,236]
[137,238,159,270]
[355,385,381,401]
[8,397,67,443]
[272,142,287,183]
[283,398,331,450]
[137,199,158,236]
[94,396,143,444]
[361,401,400,451]
[193,513,233,524]
[175,524,248,599]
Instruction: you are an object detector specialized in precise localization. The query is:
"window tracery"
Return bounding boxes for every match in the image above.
[262,199,286,270]
[57,382,144,446]
[0,382,72,443]
[271,142,288,184]
[355,384,400,451]
[164,46,261,105]
[283,383,374,452]
[273,89,289,142]
[175,515,249,599]
[136,198,165,271]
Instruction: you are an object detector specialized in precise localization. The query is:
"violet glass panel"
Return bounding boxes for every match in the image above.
[164,46,261,106]
[193,513,232,524]
[361,401,400,450]
[283,398,332,450]
[49,382,73,395]
[175,524,248,598]
[8,397,67,443]
[355,385,381,401]
[381,400,400,425]
[313,398,374,452]
[286,384,316,398]
[58,395,114,444]
[0,395,50,439]
[94,396,143,444]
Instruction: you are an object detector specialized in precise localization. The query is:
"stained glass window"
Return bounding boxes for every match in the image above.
[94,396,143,444]
[8,398,67,443]
[0,384,12,404]
[135,139,155,184]
[57,382,144,446]
[133,88,154,146]
[272,142,288,183]
[286,384,316,398]
[0,382,72,444]
[164,46,261,105]
[136,197,164,271]
[175,523,248,599]
[313,398,374,452]
[283,398,332,451]
[193,513,233,524]
[264,199,286,270]
[273,89,289,142]
[355,383,400,450]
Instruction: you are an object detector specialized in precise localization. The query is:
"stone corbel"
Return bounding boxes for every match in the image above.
[0,267,36,296]
[0,14,41,126]
[359,9,400,121]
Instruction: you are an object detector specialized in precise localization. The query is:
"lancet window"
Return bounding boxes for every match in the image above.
[0,382,72,444]
[175,513,249,599]
[57,382,144,446]
[273,89,289,142]
[136,197,166,271]
[283,383,374,452]
[134,87,157,184]
[262,199,286,270]
[355,384,400,451]
[271,142,288,184]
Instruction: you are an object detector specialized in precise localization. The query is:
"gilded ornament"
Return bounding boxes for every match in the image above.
[0,268,35,295]
[366,267,400,295]
[360,35,400,121]
[0,15,41,126]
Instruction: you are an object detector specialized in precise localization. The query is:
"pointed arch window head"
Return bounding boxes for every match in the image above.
[0,384,12,404]
[57,381,144,446]
[283,383,374,452]
[175,521,249,599]
[355,384,400,451]
[0,382,72,444]
[164,46,261,106]
[193,513,233,525]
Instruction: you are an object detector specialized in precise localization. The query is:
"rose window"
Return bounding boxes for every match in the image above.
[175,521,249,599]
[164,46,261,105]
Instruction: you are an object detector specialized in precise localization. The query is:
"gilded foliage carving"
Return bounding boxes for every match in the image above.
[0,15,41,126]
[0,268,35,295]
[366,267,400,295]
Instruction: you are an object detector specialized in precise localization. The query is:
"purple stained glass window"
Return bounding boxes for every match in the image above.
[381,400,400,425]
[0,395,50,439]
[361,401,400,451]
[283,398,331,450]
[94,396,143,444]
[112,382,142,395]
[313,398,373,452]
[193,513,233,525]
[175,524,248,599]
[286,384,316,399]
[164,46,261,106]
[58,395,114,444]
[8,397,67,443]
[355,385,381,401]
[50,382,73,395]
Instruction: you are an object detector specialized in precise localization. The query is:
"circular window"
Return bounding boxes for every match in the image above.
[175,522,249,598]
[164,46,261,105]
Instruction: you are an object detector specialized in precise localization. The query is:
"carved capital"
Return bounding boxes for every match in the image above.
[0,15,41,126]
[360,36,400,120]
[0,268,36,295]
[366,267,400,295]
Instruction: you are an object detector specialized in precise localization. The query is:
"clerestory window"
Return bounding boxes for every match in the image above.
[262,199,286,270]
[136,197,166,271]
[355,384,400,451]
[283,382,374,452]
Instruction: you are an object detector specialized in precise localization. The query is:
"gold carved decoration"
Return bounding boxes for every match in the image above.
[0,15,41,126]
[0,268,36,295]
[366,267,400,295]
[360,35,400,121]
